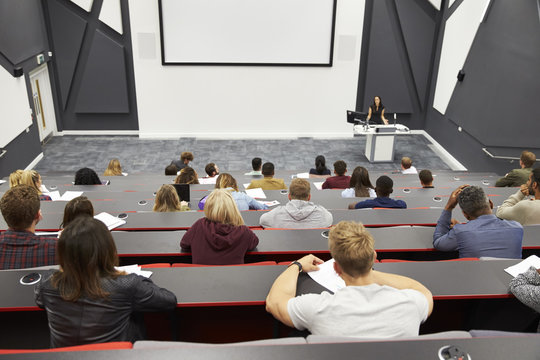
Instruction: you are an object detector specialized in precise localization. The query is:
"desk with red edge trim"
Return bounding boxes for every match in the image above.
[0,260,519,311]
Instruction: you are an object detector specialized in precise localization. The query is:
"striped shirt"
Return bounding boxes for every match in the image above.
[0,230,57,270]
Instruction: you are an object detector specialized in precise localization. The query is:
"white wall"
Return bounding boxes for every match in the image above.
[0,69,32,148]
[433,0,491,115]
[128,0,365,139]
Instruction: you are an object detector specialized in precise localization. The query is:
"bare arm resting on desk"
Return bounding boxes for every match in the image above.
[266,254,323,327]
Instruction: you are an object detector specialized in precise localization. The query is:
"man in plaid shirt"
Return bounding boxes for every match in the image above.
[0,185,57,269]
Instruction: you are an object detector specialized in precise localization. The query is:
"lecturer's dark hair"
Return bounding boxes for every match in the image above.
[314,155,328,175]
[371,96,384,110]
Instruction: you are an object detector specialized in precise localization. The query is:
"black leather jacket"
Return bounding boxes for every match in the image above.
[35,273,177,348]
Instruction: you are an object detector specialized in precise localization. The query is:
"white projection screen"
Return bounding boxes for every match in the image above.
[159,0,337,66]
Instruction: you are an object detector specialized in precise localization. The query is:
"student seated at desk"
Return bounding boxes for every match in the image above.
[153,184,190,212]
[433,185,523,258]
[61,196,94,228]
[175,167,199,185]
[21,170,51,201]
[259,178,332,229]
[509,266,540,332]
[341,166,376,198]
[74,168,107,185]
[244,157,262,176]
[321,160,350,189]
[309,155,331,178]
[0,185,57,269]
[214,173,268,211]
[180,189,259,265]
[103,158,125,176]
[348,176,406,209]
[35,217,177,348]
[266,221,433,338]
[8,169,23,187]
[246,162,286,190]
[419,169,434,188]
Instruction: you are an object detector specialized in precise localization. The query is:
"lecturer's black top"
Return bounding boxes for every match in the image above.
[369,105,385,124]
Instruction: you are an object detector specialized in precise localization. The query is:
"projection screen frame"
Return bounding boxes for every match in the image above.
[158,0,337,67]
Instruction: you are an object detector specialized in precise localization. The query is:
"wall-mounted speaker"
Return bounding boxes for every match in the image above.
[457,69,465,82]
[13,67,23,77]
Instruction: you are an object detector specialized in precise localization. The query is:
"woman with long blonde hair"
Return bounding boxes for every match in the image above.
[103,158,124,176]
[213,173,267,211]
[9,169,23,188]
[180,189,259,265]
[20,170,51,201]
[153,184,190,212]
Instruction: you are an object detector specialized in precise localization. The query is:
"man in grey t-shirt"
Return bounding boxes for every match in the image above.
[266,221,433,338]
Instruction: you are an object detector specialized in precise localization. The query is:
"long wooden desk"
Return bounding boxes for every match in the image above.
[0,260,520,311]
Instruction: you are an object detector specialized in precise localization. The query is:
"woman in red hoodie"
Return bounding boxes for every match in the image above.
[180,189,259,265]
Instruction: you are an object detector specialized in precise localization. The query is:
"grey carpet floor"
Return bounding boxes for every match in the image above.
[35,135,451,175]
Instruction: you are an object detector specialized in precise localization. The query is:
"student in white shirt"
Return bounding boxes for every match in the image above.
[401,157,418,174]
[266,221,433,338]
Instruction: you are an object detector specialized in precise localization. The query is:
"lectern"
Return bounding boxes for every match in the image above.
[356,125,397,163]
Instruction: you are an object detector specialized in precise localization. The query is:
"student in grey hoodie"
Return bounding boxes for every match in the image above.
[259,178,333,229]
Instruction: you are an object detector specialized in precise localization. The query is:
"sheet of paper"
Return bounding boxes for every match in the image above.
[313,182,324,190]
[41,185,49,193]
[94,212,126,230]
[60,191,84,201]
[116,265,152,278]
[245,188,266,199]
[308,258,345,293]
[296,172,310,179]
[0,180,6,185]
[47,191,62,201]
[261,200,280,207]
[35,231,60,237]
[198,177,217,184]
[243,183,251,189]
[504,255,540,277]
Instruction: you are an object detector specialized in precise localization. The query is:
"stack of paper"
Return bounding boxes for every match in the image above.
[115,264,152,278]
[94,212,126,230]
[296,172,310,179]
[504,255,540,277]
[245,188,266,199]
[198,177,217,184]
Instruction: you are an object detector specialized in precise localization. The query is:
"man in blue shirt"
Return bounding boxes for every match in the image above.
[348,175,407,209]
[433,185,523,258]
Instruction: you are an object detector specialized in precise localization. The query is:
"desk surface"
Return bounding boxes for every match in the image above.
[113,225,540,257]
[1,336,540,360]
[0,260,519,311]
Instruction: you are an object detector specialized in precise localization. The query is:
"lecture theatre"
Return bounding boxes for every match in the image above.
[0,0,539,358]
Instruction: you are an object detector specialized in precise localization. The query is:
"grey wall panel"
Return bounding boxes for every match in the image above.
[443,0,540,149]
[394,0,437,109]
[75,30,129,114]
[363,0,413,113]
[46,0,87,110]
[43,0,139,130]
[0,0,48,67]
[0,126,42,179]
